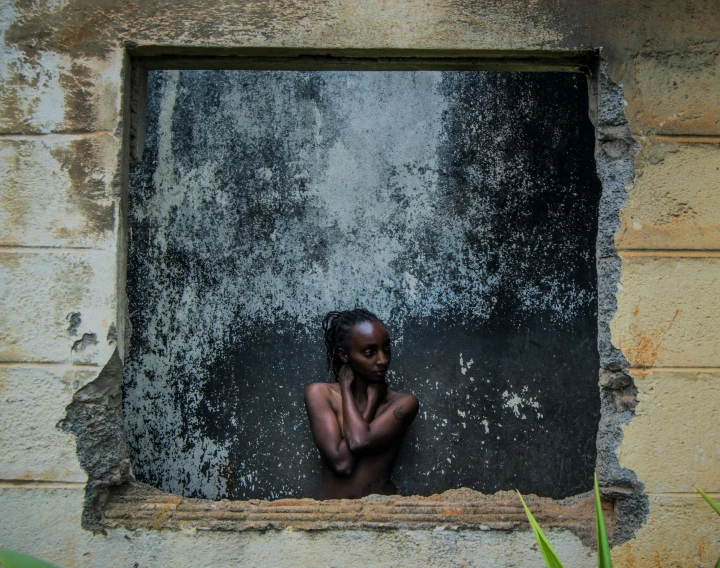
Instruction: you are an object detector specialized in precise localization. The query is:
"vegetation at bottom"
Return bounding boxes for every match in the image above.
[518,477,720,568]
[0,550,61,568]
[695,487,720,568]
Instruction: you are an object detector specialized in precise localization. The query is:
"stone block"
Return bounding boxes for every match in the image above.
[0,366,97,482]
[0,48,122,135]
[0,486,88,566]
[617,141,720,251]
[0,134,120,247]
[612,257,720,368]
[619,370,720,493]
[627,45,720,136]
[0,251,117,365]
[613,494,720,567]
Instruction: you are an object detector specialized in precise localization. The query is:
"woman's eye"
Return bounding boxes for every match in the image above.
[364,350,373,357]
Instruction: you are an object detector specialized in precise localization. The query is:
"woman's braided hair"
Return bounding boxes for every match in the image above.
[322,308,381,378]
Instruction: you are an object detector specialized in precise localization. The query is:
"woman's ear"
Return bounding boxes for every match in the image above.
[337,348,348,363]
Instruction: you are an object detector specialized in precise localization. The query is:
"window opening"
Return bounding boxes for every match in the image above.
[123,68,602,502]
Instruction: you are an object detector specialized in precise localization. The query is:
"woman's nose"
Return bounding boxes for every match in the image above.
[377,352,388,366]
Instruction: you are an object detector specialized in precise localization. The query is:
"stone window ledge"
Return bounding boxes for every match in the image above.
[103,482,604,542]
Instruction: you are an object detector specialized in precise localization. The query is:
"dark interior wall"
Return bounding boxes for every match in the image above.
[123,69,601,500]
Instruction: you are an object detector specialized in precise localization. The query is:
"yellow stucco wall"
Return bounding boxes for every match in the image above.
[1,1,719,566]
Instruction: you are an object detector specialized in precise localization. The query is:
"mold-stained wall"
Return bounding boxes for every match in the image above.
[1,0,719,566]
[124,69,601,501]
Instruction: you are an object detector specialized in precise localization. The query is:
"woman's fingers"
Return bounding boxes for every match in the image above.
[339,363,354,386]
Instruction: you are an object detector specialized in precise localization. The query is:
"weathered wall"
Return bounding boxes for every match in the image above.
[1,0,719,566]
[124,69,601,501]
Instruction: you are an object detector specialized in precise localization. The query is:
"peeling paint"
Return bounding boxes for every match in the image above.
[501,388,542,420]
[125,69,601,501]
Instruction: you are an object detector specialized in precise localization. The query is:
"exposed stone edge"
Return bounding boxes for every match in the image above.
[58,349,133,532]
[102,481,601,545]
[592,58,649,546]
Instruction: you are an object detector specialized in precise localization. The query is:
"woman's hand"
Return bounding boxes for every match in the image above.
[338,363,355,390]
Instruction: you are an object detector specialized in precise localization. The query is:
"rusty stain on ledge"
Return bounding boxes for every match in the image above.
[103,482,606,545]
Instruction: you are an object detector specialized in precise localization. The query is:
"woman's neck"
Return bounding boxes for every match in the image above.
[351,375,370,403]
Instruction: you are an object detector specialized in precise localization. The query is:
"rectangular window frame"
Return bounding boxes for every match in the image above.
[91,48,636,541]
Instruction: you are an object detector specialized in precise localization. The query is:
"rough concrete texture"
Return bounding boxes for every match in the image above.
[617,140,720,251]
[0,250,118,364]
[1,1,719,137]
[0,487,599,568]
[613,494,720,567]
[97,482,616,547]
[124,69,601,501]
[620,370,720,494]
[591,65,648,546]
[103,483,602,537]
[1,0,720,565]
[612,257,720,368]
[58,349,132,530]
[594,64,638,360]
[0,30,124,134]
[0,366,96,482]
[0,135,119,247]
[627,45,720,136]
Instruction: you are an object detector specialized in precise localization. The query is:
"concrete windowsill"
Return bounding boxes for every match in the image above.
[103,482,603,541]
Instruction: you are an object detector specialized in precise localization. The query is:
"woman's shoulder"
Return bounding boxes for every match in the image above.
[386,389,419,407]
[305,381,339,399]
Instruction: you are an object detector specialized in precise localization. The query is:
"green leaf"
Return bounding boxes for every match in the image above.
[594,473,613,568]
[0,549,61,568]
[517,490,565,568]
[697,486,720,568]
[695,486,720,517]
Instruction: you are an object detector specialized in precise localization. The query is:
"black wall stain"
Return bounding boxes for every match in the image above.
[124,70,601,500]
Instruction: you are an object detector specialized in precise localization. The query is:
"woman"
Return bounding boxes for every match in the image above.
[304,308,419,499]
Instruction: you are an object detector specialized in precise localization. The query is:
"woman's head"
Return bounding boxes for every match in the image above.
[322,308,391,380]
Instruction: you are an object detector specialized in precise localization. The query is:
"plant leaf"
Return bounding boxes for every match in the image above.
[0,549,61,568]
[517,490,565,568]
[594,473,613,568]
[695,486,720,517]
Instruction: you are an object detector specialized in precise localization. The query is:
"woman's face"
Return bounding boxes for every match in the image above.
[341,320,391,383]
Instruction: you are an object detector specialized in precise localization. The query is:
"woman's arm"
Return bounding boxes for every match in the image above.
[304,383,357,476]
[339,365,419,455]
[361,381,386,423]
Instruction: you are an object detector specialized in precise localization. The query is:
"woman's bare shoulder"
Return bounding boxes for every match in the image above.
[386,389,419,407]
[305,382,339,400]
